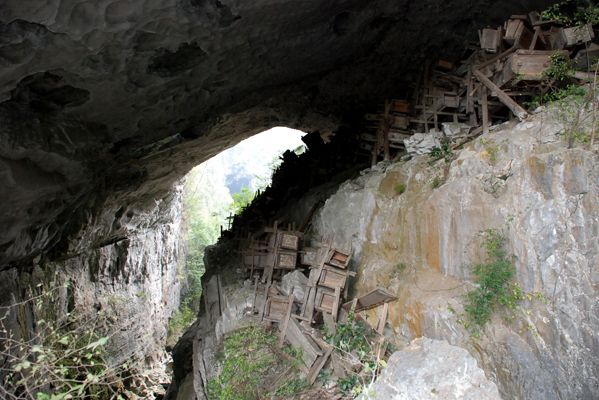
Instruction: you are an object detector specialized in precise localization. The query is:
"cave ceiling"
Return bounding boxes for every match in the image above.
[0,0,556,269]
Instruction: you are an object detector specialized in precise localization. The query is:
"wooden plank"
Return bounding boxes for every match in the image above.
[473,69,529,121]
[332,287,341,322]
[376,302,389,335]
[561,23,594,46]
[341,288,397,313]
[307,345,333,385]
[481,86,489,135]
[480,28,501,53]
[383,99,391,161]
[319,268,347,289]
[278,291,295,346]
[259,283,271,320]
[282,317,320,368]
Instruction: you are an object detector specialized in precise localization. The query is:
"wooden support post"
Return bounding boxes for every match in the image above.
[307,345,333,385]
[473,70,529,121]
[376,302,389,335]
[278,290,295,346]
[251,276,259,314]
[332,287,341,322]
[383,99,391,161]
[481,86,490,135]
[529,26,541,50]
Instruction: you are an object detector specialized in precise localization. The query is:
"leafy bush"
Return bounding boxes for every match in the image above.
[464,230,523,328]
[542,1,599,26]
[394,183,406,195]
[0,284,150,400]
[429,141,454,164]
[229,187,256,215]
[544,52,574,82]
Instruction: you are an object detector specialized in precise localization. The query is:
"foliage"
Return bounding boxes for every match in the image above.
[528,84,587,108]
[464,230,523,329]
[394,183,406,195]
[324,312,386,396]
[338,375,359,396]
[0,284,151,400]
[228,186,256,216]
[544,53,575,82]
[392,262,407,278]
[167,305,195,344]
[429,141,454,164]
[273,377,307,397]
[431,176,443,189]
[206,326,304,400]
[541,1,599,26]
[168,166,225,344]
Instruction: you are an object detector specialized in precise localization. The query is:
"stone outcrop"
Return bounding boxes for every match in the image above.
[0,186,184,371]
[0,0,555,270]
[361,337,501,400]
[312,107,599,399]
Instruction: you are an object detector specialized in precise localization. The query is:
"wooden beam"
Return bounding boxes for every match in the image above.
[481,86,490,135]
[278,291,295,346]
[376,302,389,335]
[307,345,333,385]
[473,69,529,121]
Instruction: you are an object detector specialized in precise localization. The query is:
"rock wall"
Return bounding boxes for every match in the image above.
[312,109,599,399]
[0,186,184,371]
[0,0,556,270]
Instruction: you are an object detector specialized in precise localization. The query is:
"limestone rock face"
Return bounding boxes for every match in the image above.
[362,337,501,400]
[0,186,184,370]
[312,108,599,399]
[0,0,555,269]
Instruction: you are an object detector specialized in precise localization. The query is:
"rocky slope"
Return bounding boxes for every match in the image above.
[312,107,599,399]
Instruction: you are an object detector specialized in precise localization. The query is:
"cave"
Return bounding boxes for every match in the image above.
[2,0,599,399]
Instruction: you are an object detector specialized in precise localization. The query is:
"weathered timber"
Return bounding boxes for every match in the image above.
[473,69,529,121]
[341,288,397,313]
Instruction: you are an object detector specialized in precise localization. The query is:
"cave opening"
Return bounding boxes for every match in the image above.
[168,127,307,345]
[5,0,599,399]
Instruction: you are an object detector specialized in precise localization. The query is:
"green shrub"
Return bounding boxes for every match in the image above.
[542,1,599,26]
[544,52,574,82]
[464,230,523,328]
[394,183,406,195]
[0,284,147,399]
[429,141,454,164]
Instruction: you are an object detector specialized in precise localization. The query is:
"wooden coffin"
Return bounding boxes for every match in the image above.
[326,249,350,269]
[561,24,595,46]
[391,115,409,129]
[264,295,290,322]
[480,28,502,53]
[443,93,460,108]
[391,99,411,114]
[243,253,267,270]
[319,268,347,289]
[504,19,534,48]
[278,232,300,251]
[280,317,323,368]
[436,59,455,71]
[276,251,297,269]
[494,50,568,87]
[315,287,338,314]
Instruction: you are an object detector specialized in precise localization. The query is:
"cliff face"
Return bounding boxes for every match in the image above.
[312,108,599,399]
[0,0,556,270]
[0,186,184,371]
